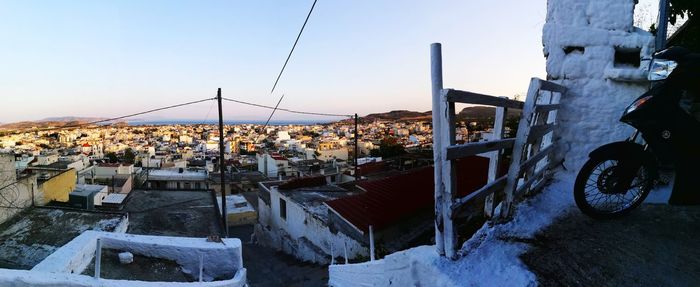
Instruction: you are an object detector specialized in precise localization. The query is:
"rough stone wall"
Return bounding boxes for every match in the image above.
[543,0,655,171]
[0,154,36,224]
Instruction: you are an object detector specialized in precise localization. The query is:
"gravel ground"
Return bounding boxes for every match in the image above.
[82,249,192,282]
[124,189,222,237]
[520,204,700,287]
[0,208,124,269]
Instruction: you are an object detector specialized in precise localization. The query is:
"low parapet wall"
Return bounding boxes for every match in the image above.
[0,269,247,287]
[328,261,384,287]
[28,231,246,285]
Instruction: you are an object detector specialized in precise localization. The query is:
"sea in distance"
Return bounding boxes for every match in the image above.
[127,119,334,126]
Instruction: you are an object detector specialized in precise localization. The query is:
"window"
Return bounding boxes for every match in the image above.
[279,198,287,220]
[614,47,641,68]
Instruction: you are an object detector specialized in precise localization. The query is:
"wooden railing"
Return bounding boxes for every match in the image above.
[431,43,566,259]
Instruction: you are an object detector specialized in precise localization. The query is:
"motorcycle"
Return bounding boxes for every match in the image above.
[574,46,700,219]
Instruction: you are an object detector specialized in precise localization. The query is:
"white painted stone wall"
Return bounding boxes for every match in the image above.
[543,0,655,171]
[0,154,37,225]
[255,186,367,264]
[30,231,246,285]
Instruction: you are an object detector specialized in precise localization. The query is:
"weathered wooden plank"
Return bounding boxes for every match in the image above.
[530,172,554,194]
[520,144,555,172]
[534,104,560,113]
[527,124,555,143]
[445,139,515,160]
[439,89,458,259]
[485,104,508,218]
[538,79,567,94]
[500,78,541,219]
[430,43,445,256]
[445,89,525,110]
[451,175,507,218]
[515,166,553,198]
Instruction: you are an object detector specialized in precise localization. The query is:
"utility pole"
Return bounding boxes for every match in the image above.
[217,88,228,237]
[354,114,359,180]
[656,0,669,51]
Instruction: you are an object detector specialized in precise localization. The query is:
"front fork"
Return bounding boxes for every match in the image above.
[613,130,647,193]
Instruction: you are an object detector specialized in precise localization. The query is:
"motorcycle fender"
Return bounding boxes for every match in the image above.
[588,141,659,180]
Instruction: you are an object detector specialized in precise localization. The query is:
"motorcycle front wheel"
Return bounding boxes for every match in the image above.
[574,155,653,219]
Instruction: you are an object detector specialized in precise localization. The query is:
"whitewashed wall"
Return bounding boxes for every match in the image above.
[544,0,654,171]
[0,154,37,224]
[255,187,367,264]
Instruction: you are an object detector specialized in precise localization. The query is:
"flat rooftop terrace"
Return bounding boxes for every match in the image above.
[0,207,125,269]
[124,189,222,237]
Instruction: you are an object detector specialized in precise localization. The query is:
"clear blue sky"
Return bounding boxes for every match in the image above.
[0,0,548,123]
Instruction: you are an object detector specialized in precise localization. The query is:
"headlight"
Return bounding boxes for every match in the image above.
[648,59,678,81]
[625,95,653,115]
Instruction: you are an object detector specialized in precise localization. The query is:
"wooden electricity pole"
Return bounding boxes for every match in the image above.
[217,88,228,237]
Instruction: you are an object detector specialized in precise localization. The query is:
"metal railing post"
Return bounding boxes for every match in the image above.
[94,238,102,280]
[369,225,376,261]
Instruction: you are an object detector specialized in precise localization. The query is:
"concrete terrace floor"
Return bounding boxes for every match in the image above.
[0,208,124,269]
[520,204,700,287]
[124,189,222,237]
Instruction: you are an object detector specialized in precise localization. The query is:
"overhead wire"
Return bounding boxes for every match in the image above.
[222,97,352,118]
[269,0,319,95]
[256,95,285,142]
[258,0,321,142]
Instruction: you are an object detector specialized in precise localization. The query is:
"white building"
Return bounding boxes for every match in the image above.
[94,163,134,179]
[257,153,289,178]
[255,180,367,264]
[146,168,209,190]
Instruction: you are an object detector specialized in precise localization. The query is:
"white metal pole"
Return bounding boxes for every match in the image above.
[430,43,445,256]
[344,242,349,264]
[656,0,669,50]
[369,225,376,261]
[199,253,204,282]
[330,242,335,265]
[94,238,102,279]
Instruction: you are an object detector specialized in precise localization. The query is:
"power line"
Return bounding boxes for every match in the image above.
[222,97,351,117]
[270,0,319,94]
[256,94,285,142]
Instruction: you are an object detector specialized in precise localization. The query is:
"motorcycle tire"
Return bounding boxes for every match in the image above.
[574,155,653,219]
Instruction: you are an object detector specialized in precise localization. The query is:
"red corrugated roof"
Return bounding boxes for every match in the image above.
[279,176,326,190]
[326,156,492,233]
[270,153,287,161]
[355,161,388,176]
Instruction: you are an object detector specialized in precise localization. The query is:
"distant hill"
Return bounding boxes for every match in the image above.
[361,110,432,122]
[457,106,521,119]
[39,116,106,122]
[354,107,521,123]
[0,116,113,131]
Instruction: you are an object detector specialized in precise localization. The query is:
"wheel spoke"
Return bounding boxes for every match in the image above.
[579,159,648,214]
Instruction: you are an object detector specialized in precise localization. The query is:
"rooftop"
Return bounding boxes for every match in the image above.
[217,194,255,215]
[72,184,106,196]
[123,189,221,237]
[278,184,358,224]
[102,193,127,204]
[0,208,126,269]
